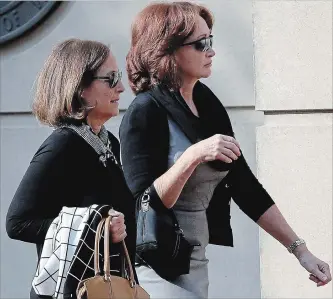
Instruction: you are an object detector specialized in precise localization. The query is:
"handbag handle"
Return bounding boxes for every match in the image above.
[102,213,137,287]
[94,218,106,275]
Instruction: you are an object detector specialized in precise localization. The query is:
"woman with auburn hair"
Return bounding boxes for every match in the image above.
[6,39,138,299]
[119,1,332,298]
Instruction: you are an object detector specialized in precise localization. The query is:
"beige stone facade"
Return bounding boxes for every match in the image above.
[253,1,332,298]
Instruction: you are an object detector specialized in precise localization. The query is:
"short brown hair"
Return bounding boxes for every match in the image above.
[126,1,213,94]
[33,39,110,127]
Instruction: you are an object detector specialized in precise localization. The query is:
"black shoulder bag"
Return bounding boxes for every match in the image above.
[136,187,194,280]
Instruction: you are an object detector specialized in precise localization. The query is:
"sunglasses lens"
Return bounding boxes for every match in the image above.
[194,39,207,51]
[182,35,213,52]
[194,36,213,52]
[109,71,122,88]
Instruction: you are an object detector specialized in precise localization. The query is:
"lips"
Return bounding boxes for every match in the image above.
[205,62,212,67]
[110,99,119,103]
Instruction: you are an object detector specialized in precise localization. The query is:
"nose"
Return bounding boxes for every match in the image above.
[207,48,215,57]
[116,80,125,93]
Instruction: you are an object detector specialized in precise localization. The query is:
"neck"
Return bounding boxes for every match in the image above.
[86,116,104,134]
[179,78,197,103]
[179,78,200,117]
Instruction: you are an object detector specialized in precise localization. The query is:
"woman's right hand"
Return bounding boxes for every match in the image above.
[189,134,241,164]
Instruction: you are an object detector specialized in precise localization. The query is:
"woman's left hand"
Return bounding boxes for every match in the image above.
[109,210,127,243]
[295,249,331,286]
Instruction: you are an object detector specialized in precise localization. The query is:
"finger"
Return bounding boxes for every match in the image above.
[110,213,125,224]
[311,268,329,284]
[119,231,127,241]
[216,153,232,163]
[111,217,125,227]
[317,281,326,287]
[234,139,241,149]
[111,211,124,219]
[321,264,332,282]
[222,135,241,149]
[111,225,126,239]
[112,231,127,243]
[223,141,241,156]
[309,274,327,287]
[109,211,125,225]
[118,227,126,235]
[110,220,124,231]
[220,147,238,160]
[112,230,126,240]
[317,263,332,283]
[309,274,320,283]
[109,209,121,217]
[113,224,126,235]
[110,223,126,234]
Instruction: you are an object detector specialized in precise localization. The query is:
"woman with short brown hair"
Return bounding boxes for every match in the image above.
[6,38,138,299]
[120,2,331,298]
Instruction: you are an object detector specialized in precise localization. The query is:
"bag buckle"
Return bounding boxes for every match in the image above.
[141,189,150,212]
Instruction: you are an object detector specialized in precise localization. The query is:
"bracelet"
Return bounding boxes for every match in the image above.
[287,239,306,253]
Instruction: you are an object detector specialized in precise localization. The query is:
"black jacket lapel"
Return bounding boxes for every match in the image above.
[149,82,234,171]
[149,84,202,144]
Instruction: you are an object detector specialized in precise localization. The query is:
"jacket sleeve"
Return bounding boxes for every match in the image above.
[119,94,169,212]
[227,152,275,222]
[6,130,76,244]
[202,83,275,222]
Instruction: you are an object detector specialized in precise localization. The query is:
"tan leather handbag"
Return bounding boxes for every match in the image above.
[77,214,150,299]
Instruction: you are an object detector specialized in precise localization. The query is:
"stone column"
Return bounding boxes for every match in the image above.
[253,1,332,298]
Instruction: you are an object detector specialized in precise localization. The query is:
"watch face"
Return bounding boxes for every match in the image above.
[0,1,61,45]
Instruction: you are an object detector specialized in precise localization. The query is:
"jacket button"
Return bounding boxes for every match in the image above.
[225,183,229,188]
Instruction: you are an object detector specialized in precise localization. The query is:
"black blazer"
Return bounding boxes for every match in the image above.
[119,82,275,247]
[6,128,137,297]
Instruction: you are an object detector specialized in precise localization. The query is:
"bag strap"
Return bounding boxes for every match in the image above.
[141,186,182,233]
[103,213,136,287]
[121,237,136,287]
[169,210,183,233]
[94,218,106,275]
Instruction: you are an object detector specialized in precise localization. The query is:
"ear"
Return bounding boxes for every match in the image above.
[79,87,96,110]
[80,88,88,100]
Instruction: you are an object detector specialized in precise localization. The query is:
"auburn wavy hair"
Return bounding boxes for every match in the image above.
[126,1,213,94]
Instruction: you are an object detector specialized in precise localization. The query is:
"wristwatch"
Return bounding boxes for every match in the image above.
[287,239,306,253]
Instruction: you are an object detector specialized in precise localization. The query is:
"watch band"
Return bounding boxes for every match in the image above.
[287,239,306,253]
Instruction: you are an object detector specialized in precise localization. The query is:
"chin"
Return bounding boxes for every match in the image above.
[201,72,212,78]
[111,109,120,117]
[200,69,212,78]
[104,110,119,120]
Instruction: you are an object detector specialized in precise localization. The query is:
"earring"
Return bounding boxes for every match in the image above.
[84,98,97,110]
[85,104,96,110]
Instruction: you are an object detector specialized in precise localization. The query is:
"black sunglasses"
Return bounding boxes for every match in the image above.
[93,70,122,88]
[181,35,213,52]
